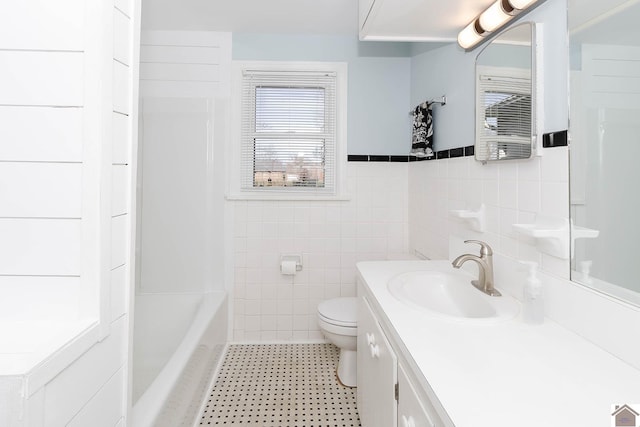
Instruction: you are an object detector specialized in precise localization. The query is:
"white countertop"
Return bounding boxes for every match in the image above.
[357,260,640,427]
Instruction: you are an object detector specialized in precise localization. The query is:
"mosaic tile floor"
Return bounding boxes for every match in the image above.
[199,344,362,426]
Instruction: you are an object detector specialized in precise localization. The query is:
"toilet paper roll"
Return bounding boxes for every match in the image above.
[280,260,297,275]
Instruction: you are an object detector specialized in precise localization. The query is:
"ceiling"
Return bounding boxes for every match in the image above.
[141,0,640,45]
[140,0,495,40]
[141,0,360,34]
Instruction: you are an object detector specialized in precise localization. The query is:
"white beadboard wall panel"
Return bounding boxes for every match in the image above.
[141,31,231,48]
[25,387,45,427]
[0,0,138,424]
[66,366,126,427]
[110,266,127,322]
[140,62,219,82]
[0,219,81,276]
[113,9,131,66]
[0,106,83,162]
[0,51,83,106]
[0,377,24,426]
[0,163,82,218]
[43,316,127,427]
[114,0,132,17]
[111,165,129,217]
[139,80,221,98]
[0,0,84,51]
[0,277,80,321]
[591,58,640,78]
[111,214,128,269]
[113,60,131,115]
[112,112,130,165]
[140,31,231,99]
[140,45,221,65]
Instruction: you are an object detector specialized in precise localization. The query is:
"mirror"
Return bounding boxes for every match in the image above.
[569,0,640,306]
[475,23,535,162]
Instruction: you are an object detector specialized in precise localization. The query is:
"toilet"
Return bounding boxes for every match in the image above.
[317,297,358,387]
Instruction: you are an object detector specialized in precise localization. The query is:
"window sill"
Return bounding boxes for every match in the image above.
[225,192,351,202]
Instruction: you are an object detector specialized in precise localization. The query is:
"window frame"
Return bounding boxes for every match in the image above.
[228,60,348,201]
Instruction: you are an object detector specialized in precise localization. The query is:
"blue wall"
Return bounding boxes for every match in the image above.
[232,34,413,155]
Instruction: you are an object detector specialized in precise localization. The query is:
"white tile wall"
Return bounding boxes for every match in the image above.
[408,148,571,278]
[232,162,410,341]
[410,149,640,369]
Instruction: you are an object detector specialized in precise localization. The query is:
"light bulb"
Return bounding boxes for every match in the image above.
[458,20,484,49]
[508,0,538,10]
[479,0,512,33]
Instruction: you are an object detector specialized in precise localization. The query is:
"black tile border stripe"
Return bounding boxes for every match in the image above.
[347,154,369,162]
[348,133,565,162]
[542,130,568,148]
[348,145,475,162]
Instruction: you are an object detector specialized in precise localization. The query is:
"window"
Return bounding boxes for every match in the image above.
[230,61,347,200]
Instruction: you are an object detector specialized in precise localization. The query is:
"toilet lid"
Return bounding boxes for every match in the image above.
[317,297,357,326]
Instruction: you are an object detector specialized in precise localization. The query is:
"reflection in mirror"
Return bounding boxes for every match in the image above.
[475,23,534,162]
[569,0,640,306]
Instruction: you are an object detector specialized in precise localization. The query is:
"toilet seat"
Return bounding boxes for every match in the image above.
[317,297,357,328]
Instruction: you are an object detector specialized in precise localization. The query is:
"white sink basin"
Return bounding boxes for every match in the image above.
[387,270,519,322]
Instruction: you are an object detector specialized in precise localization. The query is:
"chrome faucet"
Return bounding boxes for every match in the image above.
[452,240,501,297]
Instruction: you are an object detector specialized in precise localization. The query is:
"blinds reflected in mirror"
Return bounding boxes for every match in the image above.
[477,73,532,161]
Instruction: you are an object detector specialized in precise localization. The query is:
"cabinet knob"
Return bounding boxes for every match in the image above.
[401,415,416,427]
[369,343,380,358]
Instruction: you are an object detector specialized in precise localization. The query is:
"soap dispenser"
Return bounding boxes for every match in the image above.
[520,261,544,324]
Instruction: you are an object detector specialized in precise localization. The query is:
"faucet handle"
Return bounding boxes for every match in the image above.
[464,240,493,256]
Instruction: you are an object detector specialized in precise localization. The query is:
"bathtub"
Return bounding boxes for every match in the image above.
[131,291,227,427]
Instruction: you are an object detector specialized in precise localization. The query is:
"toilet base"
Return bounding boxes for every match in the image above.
[336,348,357,387]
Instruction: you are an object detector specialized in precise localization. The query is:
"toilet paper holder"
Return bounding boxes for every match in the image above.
[280,254,303,273]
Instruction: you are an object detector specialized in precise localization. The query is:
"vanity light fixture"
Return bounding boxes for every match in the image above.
[457,0,540,49]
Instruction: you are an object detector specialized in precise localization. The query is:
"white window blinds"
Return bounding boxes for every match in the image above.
[240,70,337,193]
[477,74,532,161]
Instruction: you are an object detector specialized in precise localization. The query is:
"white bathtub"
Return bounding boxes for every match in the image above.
[131,291,227,427]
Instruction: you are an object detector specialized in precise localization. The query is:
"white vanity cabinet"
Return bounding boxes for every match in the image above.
[397,363,437,427]
[357,293,447,427]
[357,296,398,427]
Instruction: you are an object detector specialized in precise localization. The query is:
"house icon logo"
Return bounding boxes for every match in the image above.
[612,404,640,427]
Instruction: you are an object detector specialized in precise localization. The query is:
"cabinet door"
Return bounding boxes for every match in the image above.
[397,363,437,427]
[357,297,397,427]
